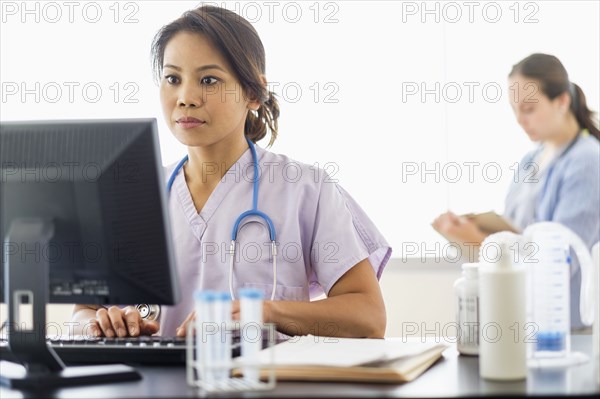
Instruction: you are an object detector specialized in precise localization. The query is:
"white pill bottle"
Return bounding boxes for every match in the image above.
[454,262,480,356]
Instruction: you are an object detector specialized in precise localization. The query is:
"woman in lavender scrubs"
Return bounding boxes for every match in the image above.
[72,5,391,339]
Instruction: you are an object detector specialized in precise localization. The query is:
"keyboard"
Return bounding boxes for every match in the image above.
[0,335,242,365]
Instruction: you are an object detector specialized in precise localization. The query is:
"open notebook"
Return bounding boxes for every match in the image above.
[237,335,448,383]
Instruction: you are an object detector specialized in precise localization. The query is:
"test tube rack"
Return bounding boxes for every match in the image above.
[185,321,277,394]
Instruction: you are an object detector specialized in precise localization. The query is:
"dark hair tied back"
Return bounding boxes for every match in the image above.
[151,5,280,146]
[509,53,599,141]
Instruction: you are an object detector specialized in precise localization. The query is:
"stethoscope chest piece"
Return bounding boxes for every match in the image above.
[136,303,161,321]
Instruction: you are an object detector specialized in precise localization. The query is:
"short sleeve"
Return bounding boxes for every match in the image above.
[308,172,392,296]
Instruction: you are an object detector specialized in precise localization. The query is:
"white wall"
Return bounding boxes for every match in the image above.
[380,259,462,337]
[2,1,598,256]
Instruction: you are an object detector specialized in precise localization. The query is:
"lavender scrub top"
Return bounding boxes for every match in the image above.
[158,144,392,336]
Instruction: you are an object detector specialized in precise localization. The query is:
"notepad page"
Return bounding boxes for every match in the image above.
[254,335,441,367]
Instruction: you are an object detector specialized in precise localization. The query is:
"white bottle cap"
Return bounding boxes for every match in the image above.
[461,262,479,278]
[480,232,521,269]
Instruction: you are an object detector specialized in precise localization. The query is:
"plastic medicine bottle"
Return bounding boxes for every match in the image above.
[454,263,479,356]
[479,233,527,381]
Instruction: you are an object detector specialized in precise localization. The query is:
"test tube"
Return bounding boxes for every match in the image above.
[215,291,232,380]
[194,290,217,383]
[239,288,264,383]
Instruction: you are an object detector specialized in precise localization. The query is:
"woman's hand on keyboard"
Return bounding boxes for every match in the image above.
[92,305,160,337]
[175,311,195,337]
[175,300,272,337]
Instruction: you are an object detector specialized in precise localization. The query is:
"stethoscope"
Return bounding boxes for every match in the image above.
[167,137,278,301]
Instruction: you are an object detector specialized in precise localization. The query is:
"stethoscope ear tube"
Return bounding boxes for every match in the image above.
[228,239,277,301]
[168,137,278,302]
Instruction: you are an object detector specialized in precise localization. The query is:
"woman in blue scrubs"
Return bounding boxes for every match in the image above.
[433,53,600,329]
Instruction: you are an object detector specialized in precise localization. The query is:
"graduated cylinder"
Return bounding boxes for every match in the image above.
[478,234,527,381]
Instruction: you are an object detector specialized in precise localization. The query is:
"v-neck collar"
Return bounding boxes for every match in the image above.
[173,145,265,239]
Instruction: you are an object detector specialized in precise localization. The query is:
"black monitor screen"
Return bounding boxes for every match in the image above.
[0,119,180,306]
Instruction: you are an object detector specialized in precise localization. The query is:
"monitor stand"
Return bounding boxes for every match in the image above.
[1,218,141,389]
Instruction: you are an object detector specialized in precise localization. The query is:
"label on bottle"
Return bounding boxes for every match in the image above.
[458,295,479,351]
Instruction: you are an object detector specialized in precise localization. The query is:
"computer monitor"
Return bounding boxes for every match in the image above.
[0,118,180,388]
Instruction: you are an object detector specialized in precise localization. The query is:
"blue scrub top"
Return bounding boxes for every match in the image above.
[504,133,600,329]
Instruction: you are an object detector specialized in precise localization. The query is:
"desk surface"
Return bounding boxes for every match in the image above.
[1,335,599,398]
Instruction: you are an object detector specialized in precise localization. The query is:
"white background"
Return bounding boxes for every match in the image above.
[1,0,599,258]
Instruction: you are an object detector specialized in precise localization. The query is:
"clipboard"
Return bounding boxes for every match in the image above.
[462,211,520,235]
